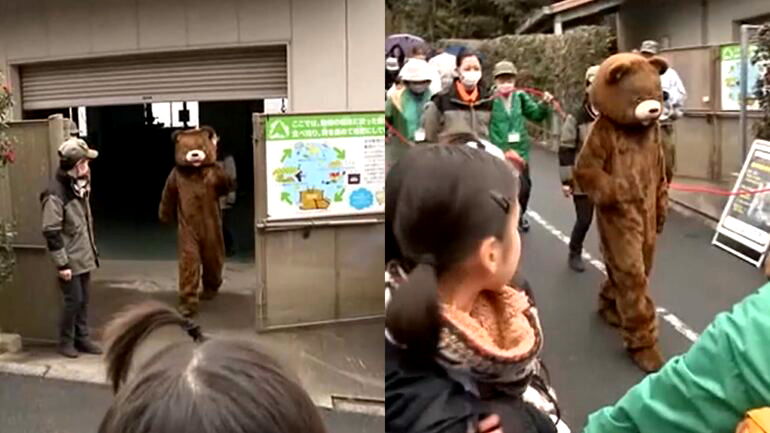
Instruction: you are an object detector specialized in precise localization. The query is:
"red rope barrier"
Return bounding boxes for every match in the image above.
[669,183,770,197]
[509,87,567,119]
[385,119,415,147]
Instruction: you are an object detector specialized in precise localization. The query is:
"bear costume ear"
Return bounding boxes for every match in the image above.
[199,125,216,140]
[171,130,182,143]
[607,62,630,84]
[647,56,669,75]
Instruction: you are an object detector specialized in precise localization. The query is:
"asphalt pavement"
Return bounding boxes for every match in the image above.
[523,146,767,430]
[0,373,383,433]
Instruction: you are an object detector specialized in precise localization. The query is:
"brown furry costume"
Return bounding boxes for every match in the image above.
[159,129,233,316]
[574,53,669,372]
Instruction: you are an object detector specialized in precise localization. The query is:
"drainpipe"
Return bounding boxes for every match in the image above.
[554,15,563,35]
[700,0,708,45]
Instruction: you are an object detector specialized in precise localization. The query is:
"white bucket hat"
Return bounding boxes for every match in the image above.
[398,58,433,83]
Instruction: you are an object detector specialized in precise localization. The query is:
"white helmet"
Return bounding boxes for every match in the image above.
[398,59,433,83]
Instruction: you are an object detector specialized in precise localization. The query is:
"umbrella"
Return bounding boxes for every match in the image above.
[386,33,426,60]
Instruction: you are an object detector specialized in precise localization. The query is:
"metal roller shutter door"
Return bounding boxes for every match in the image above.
[20,46,287,110]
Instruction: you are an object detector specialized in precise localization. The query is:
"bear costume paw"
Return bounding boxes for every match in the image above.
[628,346,664,373]
[598,306,622,328]
[177,303,198,318]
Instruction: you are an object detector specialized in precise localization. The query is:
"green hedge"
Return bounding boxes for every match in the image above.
[754,24,770,140]
[438,26,615,119]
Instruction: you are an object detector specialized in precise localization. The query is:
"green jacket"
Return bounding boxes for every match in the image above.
[386,87,431,167]
[584,282,770,433]
[489,92,550,161]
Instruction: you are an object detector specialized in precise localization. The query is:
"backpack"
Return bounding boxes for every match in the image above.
[737,408,770,433]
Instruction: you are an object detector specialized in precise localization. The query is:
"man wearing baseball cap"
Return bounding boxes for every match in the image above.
[640,39,686,183]
[40,135,101,358]
[559,65,600,272]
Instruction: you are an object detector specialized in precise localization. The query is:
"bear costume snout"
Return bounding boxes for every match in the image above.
[635,100,663,125]
[186,149,206,165]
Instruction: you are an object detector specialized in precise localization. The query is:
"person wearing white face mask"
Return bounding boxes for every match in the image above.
[422,50,496,144]
[386,58,435,170]
[489,60,554,233]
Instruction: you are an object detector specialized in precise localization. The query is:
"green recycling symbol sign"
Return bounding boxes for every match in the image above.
[268,119,291,140]
[265,113,385,141]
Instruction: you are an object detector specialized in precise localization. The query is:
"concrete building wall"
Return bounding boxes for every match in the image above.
[618,0,769,51]
[618,0,704,51]
[0,0,383,116]
[708,0,770,45]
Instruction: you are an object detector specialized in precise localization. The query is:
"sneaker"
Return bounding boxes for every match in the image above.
[568,253,586,273]
[519,216,530,233]
[75,339,103,355]
[58,343,79,359]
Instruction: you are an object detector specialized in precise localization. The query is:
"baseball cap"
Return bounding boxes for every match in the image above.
[58,137,98,163]
[493,60,518,78]
[640,40,659,55]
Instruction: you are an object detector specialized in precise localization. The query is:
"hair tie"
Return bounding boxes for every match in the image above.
[182,319,203,342]
[417,254,437,267]
[489,190,512,214]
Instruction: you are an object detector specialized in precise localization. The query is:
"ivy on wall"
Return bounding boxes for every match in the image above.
[0,73,16,289]
[753,24,770,140]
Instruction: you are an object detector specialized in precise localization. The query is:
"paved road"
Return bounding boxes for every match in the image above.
[524,147,767,430]
[0,373,383,433]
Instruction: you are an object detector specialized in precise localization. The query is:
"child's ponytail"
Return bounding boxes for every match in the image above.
[103,301,203,393]
[386,262,441,361]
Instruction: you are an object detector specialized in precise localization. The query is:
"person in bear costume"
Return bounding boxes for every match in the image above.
[574,52,669,373]
[159,127,233,317]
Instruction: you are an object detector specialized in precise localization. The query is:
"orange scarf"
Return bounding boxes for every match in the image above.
[455,81,479,104]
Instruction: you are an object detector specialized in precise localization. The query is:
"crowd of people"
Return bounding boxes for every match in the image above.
[384,38,770,433]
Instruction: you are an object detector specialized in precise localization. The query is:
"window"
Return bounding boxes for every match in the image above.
[149,101,199,127]
[264,98,287,114]
[77,106,88,137]
[733,14,770,42]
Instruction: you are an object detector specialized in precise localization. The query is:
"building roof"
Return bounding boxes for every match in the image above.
[551,0,601,14]
[517,0,625,34]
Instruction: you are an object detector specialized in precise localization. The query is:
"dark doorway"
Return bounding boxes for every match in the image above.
[25,100,262,262]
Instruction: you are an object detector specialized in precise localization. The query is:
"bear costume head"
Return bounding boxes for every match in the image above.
[590,53,669,127]
[172,128,216,168]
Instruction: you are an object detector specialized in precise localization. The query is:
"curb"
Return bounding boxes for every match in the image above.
[668,197,720,229]
[0,359,108,386]
[0,358,385,416]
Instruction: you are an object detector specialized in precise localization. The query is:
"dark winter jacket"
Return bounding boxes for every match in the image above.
[40,170,99,275]
[422,81,495,143]
[559,103,598,195]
